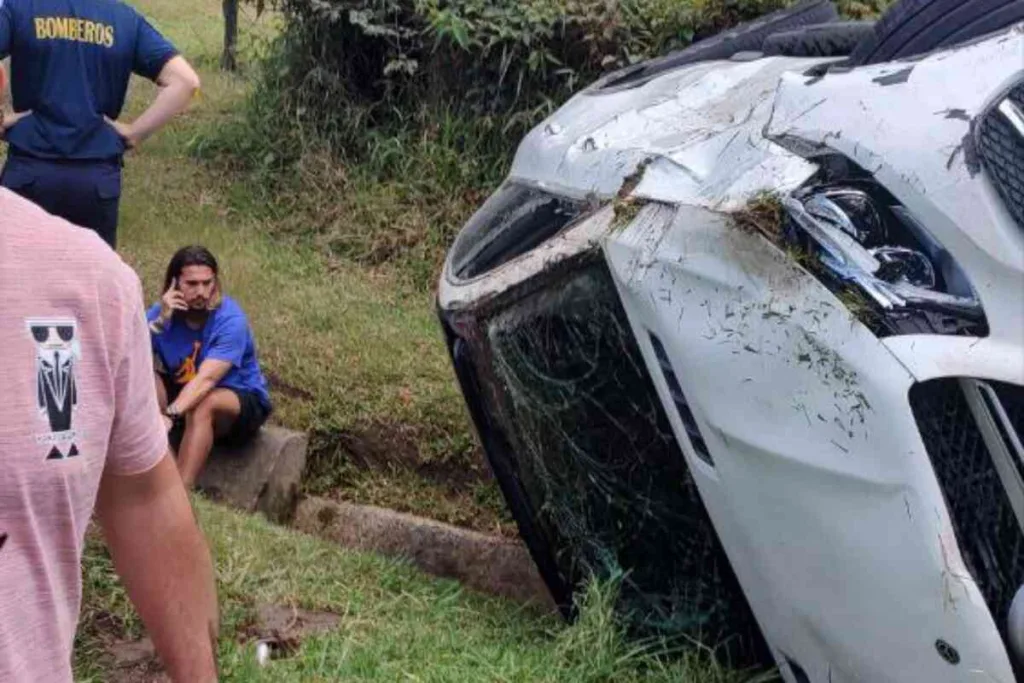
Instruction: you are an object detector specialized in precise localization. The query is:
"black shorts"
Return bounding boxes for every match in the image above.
[162,376,271,449]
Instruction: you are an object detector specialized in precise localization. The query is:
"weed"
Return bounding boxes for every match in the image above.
[836,0,893,20]
[836,286,887,332]
[734,192,785,244]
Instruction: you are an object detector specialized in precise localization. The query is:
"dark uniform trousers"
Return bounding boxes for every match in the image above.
[0,151,122,248]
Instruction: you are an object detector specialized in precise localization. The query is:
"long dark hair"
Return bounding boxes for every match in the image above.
[163,245,219,292]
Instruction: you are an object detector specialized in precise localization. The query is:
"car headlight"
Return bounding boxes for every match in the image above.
[448,182,589,281]
[782,179,988,337]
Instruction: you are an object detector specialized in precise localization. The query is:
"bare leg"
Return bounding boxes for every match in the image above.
[155,373,169,411]
[177,389,241,489]
[154,374,178,456]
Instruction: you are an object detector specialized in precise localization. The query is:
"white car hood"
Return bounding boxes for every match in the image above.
[508,56,823,210]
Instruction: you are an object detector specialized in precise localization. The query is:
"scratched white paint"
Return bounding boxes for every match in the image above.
[507,56,821,208]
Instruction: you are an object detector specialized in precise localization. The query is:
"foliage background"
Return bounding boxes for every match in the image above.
[195,0,888,281]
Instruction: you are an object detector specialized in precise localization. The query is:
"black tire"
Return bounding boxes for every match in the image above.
[590,0,839,92]
[763,21,876,57]
[850,0,1024,66]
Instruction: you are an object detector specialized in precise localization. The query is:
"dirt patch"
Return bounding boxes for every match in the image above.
[310,422,420,474]
[100,604,341,681]
[307,420,489,490]
[85,609,131,641]
[266,370,315,402]
[303,422,515,536]
[87,633,165,683]
[106,638,166,683]
[235,604,342,664]
[109,638,156,668]
[107,662,167,683]
[243,603,342,645]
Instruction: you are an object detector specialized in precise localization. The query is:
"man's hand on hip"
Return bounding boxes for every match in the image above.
[105,116,140,150]
[0,109,33,137]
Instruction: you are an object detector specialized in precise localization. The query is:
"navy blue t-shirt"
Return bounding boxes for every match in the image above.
[147,296,272,410]
[0,0,178,159]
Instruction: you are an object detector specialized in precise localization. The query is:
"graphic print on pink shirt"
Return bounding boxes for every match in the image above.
[26,318,81,460]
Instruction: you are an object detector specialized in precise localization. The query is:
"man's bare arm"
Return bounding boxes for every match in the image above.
[0,61,32,136]
[169,358,232,415]
[107,55,200,148]
[95,454,219,683]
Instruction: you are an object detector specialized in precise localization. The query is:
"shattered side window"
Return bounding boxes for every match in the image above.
[471,259,764,663]
[450,183,585,280]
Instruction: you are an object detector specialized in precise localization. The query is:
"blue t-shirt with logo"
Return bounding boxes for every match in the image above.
[146,296,272,410]
[0,0,178,159]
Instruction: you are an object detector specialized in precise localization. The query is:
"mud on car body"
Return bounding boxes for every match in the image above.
[438,1,1024,681]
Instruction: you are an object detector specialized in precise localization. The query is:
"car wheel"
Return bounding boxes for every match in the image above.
[850,0,1024,66]
[589,0,839,92]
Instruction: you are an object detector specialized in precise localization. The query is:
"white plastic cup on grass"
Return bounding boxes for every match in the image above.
[256,640,272,667]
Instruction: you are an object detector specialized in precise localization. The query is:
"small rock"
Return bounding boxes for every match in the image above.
[254,603,341,639]
[108,637,155,668]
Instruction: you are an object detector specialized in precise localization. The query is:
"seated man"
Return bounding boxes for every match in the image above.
[148,245,272,487]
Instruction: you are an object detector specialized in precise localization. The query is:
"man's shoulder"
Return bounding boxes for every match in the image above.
[218,296,246,314]
[0,188,135,285]
[214,297,249,324]
[211,297,258,337]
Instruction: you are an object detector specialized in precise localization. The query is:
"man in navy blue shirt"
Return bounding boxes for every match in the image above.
[148,246,273,488]
[0,0,200,247]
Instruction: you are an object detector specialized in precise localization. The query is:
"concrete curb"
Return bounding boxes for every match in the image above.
[197,426,308,524]
[196,429,553,608]
[294,496,555,609]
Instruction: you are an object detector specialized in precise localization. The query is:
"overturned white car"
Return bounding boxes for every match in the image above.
[438,1,1024,681]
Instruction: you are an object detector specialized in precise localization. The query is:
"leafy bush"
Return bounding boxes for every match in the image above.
[199,0,891,282]
[245,0,800,159]
[837,0,891,19]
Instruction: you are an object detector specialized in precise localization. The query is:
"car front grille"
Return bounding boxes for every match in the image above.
[910,378,1024,639]
[978,83,1024,229]
[649,333,714,466]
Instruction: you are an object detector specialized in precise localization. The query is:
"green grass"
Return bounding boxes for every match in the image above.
[111,0,498,530]
[75,499,768,682]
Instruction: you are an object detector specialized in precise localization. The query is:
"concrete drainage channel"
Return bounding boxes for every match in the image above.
[197,424,553,604]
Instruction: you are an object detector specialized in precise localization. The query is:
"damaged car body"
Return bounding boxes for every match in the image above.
[439,2,1024,681]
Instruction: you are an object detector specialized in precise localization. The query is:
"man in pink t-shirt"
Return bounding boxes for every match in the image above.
[0,186,219,681]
